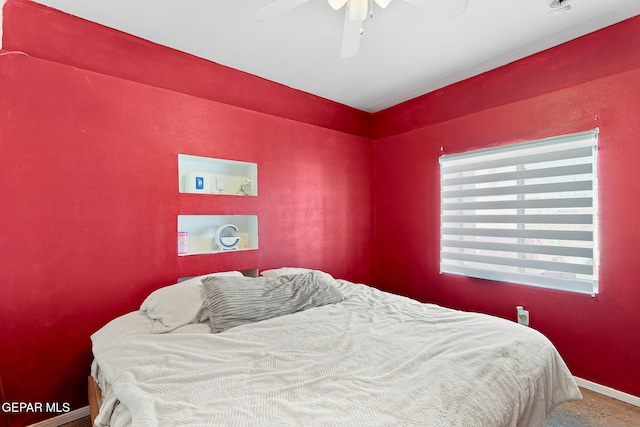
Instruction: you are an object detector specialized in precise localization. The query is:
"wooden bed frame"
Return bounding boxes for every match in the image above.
[88,268,259,424]
[88,375,102,425]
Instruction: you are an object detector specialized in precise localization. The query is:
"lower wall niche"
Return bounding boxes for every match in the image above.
[177,215,258,256]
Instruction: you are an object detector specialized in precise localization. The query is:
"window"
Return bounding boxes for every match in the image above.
[439,129,599,295]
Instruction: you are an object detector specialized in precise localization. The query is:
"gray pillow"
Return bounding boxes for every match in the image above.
[202,271,345,333]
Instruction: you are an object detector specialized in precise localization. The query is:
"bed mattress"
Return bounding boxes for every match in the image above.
[91,280,580,426]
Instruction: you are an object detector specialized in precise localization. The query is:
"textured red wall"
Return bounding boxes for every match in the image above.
[0,6,372,426]
[2,0,372,139]
[373,17,640,398]
[372,17,640,140]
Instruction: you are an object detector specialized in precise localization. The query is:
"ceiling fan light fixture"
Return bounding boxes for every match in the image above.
[252,0,470,58]
[341,3,363,58]
[348,0,369,21]
[374,0,393,8]
[327,0,348,10]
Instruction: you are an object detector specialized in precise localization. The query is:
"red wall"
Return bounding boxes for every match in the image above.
[0,3,373,425]
[2,0,372,139]
[372,17,640,140]
[373,17,640,399]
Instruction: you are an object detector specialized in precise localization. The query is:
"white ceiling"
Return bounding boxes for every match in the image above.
[31,0,640,112]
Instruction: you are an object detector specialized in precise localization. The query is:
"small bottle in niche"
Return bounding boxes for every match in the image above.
[178,231,188,254]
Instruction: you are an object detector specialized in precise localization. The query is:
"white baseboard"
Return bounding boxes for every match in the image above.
[27,405,90,427]
[575,377,640,407]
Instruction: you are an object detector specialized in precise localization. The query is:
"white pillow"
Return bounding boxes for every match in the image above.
[141,271,244,333]
[260,267,339,287]
[260,267,314,278]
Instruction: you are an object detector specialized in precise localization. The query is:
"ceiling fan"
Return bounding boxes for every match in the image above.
[252,0,469,58]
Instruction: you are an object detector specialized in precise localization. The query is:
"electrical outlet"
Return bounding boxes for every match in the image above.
[516,306,530,326]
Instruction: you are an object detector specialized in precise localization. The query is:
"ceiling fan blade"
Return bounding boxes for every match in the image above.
[341,7,363,58]
[327,0,348,10]
[348,0,369,21]
[252,0,312,22]
[404,0,468,19]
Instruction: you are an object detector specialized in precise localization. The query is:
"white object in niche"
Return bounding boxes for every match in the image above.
[177,215,258,256]
[215,224,241,251]
[178,154,257,196]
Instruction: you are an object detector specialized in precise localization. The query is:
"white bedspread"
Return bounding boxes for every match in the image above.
[91,280,581,426]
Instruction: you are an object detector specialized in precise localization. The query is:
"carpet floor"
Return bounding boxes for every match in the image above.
[61,387,640,426]
[546,388,640,427]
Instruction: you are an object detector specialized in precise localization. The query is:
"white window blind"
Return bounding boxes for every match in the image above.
[439,129,599,295]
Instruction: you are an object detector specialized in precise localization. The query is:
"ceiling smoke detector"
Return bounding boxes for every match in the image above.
[549,0,572,12]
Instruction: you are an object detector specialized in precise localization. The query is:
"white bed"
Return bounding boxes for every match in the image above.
[90,270,581,426]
